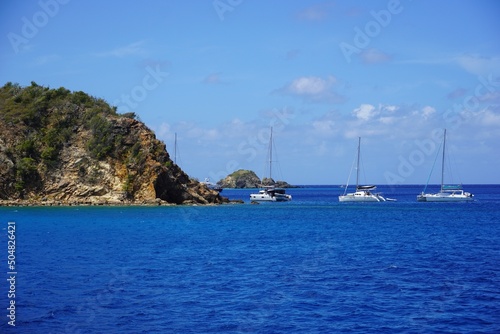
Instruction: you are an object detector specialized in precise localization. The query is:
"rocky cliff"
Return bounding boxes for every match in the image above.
[0,82,227,205]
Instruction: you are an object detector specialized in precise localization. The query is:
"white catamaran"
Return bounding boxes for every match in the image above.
[417,129,474,202]
[250,127,292,202]
[339,137,386,202]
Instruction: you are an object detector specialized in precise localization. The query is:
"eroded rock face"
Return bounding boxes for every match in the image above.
[0,83,227,205]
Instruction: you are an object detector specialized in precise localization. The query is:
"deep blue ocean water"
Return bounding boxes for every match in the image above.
[1,185,499,333]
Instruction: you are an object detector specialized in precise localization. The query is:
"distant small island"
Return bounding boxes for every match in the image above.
[217,169,295,188]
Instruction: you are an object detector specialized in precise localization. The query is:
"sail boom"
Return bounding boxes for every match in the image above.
[357,185,376,191]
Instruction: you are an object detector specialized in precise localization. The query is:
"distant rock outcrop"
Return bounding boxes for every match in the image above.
[218,169,294,188]
[218,169,261,188]
[0,82,227,205]
[261,178,294,189]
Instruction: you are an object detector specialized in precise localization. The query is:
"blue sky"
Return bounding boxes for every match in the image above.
[1,0,499,185]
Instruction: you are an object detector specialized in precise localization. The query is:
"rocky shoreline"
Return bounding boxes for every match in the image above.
[0,198,173,207]
[0,198,244,207]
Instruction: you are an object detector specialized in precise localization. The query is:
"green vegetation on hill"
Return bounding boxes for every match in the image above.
[217,169,260,188]
[0,81,133,164]
[229,169,258,179]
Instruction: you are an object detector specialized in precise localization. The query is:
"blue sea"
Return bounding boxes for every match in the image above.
[1,185,499,333]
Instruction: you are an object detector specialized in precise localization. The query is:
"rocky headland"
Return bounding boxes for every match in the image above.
[0,82,228,206]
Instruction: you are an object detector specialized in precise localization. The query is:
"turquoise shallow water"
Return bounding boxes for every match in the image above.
[1,185,499,333]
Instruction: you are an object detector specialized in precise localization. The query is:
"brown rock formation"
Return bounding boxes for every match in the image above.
[0,82,227,205]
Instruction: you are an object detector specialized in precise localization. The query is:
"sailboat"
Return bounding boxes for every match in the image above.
[250,127,292,202]
[200,178,223,192]
[339,137,386,202]
[417,129,473,202]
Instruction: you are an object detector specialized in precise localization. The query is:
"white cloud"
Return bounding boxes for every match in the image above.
[352,104,399,122]
[421,106,436,119]
[353,104,378,121]
[156,122,171,138]
[383,105,399,113]
[289,76,332,95]
[312,119,336,136]
[278,75,345,103]
[378,116,396,124]
[478,109,500,126]
[411,105,436,120]
[454,54,500,76]
[345,103,446,141]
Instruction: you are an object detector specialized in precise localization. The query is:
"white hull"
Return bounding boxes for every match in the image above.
[250,193,276,201]
[250,196,291,202]
[338,138,384,203]
[418,130,474,203]
[339,191,385,202]
[417,191,474,202]
[250,189,292,202]
[251,127,292,203]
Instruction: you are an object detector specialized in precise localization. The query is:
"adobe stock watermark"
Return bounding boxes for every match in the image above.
[7,0,70,54]
[207,107,295,184]
[113,65,169,113]
[213,0,243,21]
[384,74,500,185]
[339,0,408,63]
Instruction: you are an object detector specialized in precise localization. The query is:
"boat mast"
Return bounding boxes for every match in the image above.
[356,137,361,189]
[441,129,446,192]
[174,132,177,165]
[269,127,273,182]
